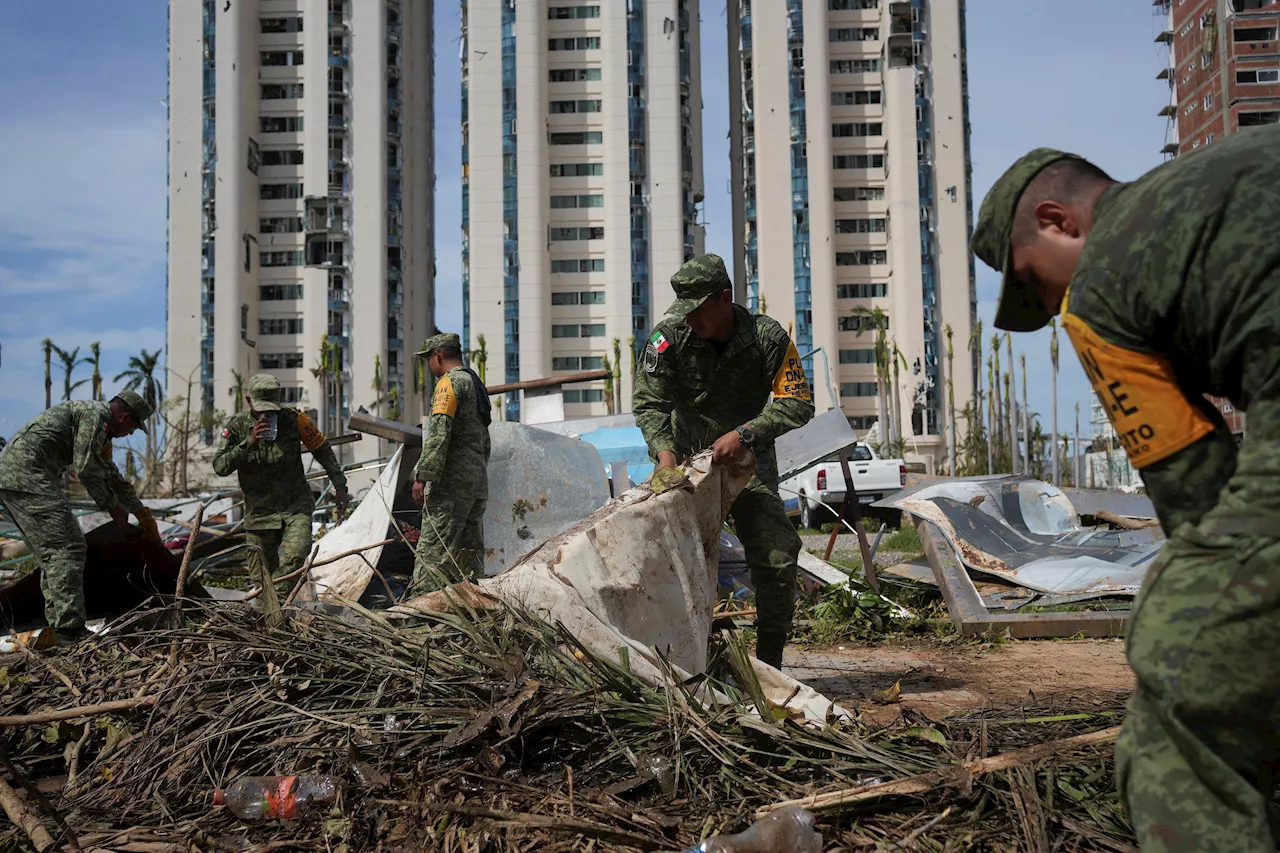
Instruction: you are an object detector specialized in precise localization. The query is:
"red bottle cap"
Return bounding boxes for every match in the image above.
[212,789,225,806]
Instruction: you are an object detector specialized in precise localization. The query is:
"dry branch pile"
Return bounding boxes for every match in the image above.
[2,601,1135,852]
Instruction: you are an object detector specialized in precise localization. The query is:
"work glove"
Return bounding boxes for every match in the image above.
[649,465,692,496]
[135,507,162,543]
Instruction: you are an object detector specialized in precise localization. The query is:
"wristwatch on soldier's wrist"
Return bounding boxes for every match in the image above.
[736,425,757,447]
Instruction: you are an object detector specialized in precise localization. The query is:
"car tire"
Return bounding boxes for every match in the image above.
[799,494,812,530]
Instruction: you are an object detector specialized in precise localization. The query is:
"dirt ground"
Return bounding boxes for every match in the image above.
[786,636,1134,725]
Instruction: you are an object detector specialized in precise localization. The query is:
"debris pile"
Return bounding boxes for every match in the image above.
[0,601,1136,852]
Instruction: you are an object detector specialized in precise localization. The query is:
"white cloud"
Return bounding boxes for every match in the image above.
[0,99,167,432]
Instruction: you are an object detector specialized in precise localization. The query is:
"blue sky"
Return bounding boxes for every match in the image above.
[0,1,1170,450]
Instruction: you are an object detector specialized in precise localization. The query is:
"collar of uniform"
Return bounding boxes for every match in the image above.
[721,304,757,360]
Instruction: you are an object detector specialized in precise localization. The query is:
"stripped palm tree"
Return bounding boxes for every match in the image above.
[53,345,88,402]
[944,324,956,475]
[1006,332,1018,473]
[851,306,891,442]
[41,338,54,409]
[87,342,104,401]
[1050,319,1060,485]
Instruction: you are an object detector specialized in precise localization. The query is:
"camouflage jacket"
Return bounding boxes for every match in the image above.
[0,401,142,512]
[414,366,491,501]
[632,304,815,487]
[212,408,346,530]
[1061,123,1280,534]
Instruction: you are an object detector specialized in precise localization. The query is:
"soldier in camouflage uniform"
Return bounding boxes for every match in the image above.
[0,391,160,638]
[213,374,349,624]
[633,253,814,670]
[411,333,492,592]
[973,124,1280,852]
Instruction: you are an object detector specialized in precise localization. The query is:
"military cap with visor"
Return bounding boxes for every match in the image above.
[417,332,462,359]
[113,390,154,433]
[665,253,733,316]
[972,147,1086,333]
[246,372,285,412]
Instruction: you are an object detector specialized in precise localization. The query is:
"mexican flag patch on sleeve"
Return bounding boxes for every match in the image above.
[650,332,670,354]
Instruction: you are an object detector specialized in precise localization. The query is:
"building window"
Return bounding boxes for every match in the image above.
[549,227,605,241]
[830,59,881,74]
[564,389,606,403]
[549,5,600,19]
[1204,93,1213,109]
[840,382,879,397]
[1237,68,1280,83]
[829,27,879,42]
[549,68,603,82]
[551,290,607,304]
[260,183,305,200]
[830,90,882,106]
[550,99,603,113]
[550,162,604,177]
[260,216,304,233]
[839,315,888,332]
[260,116,304,133]
[260,149,304,166]
[260,251,304,267]
[260,284,304,300]
[1201,52,1212,69]
[833,186,885,201]
[260,318,305,335]
[550,259,606,273]
[552,323,607,338]
[549,131,604,145]
[552,356,606,370]
[550,193,604,208]
[1207,132,1215,142]
[833,122,883,137]
[549,37,601,50]
[279,387,306,404]
[1234,27,1277,43]
[259,352,306,369]
[1240,110,1280,125]
[260,50,304,66]
[838,348,878,364]
[835,218,887,233]
[832,154,885,169]
[261,83,305,100]
[837,283,888,298]
[835,250,888,266]
[261,16,303,33]
[829,0,879,8]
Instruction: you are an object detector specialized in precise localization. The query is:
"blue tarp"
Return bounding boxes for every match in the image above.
[577,426,654,483]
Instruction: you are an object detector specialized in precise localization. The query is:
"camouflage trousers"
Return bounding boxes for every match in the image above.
[0,489,87,630]
[1116,524,1280,852]
[245,513,313,626]
[729,482,800,669]
[413,496,486,593]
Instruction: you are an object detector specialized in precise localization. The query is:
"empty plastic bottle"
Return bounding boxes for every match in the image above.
[681,807,822,853]
[212,775,338,820]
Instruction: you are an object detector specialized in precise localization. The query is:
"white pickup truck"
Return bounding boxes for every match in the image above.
[778,443,906,529]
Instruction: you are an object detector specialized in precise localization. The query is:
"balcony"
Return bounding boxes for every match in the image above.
[387,24,401,44]
[1156,66,1172,80]
[328,50,349,67]
[328,149,350,170]
[386,91,401,109]
[330,80,351,99]
[1161,141,1179,155]
[1155,29,1174,44]
[323,254,349,270]
[1158,104,1176,116]
[328,10,350,32]
[328,114,350,129]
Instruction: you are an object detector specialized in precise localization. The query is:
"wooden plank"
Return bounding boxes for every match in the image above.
[486,369,612,395]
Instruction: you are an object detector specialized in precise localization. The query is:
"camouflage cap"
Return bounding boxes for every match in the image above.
[665,253,732,316]
[972,148,1085,333]
[247,372,283,412]
[417,332,462,358]
[113,390,154,433]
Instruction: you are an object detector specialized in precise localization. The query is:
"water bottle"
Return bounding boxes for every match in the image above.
[681,807,822,853]
[263,412,279,442]
[212,775,337,820]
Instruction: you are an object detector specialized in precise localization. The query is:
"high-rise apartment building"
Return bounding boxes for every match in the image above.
[168,0,435,443]
[1153,0,1272,436]
[728,0,975,467]
[1157,0,1280,163]
[462,1,704,421]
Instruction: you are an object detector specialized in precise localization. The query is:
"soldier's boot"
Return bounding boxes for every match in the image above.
[755,629,787,670]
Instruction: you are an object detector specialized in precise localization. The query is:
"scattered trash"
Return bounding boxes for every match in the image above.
[683,806,823,853]
[212,775,338,820]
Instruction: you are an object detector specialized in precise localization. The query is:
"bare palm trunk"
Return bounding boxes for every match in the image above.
[1074,403,1082,489]
[986,358,995,475]
[1005,335,1018,473]
[1020,354,1030,475]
